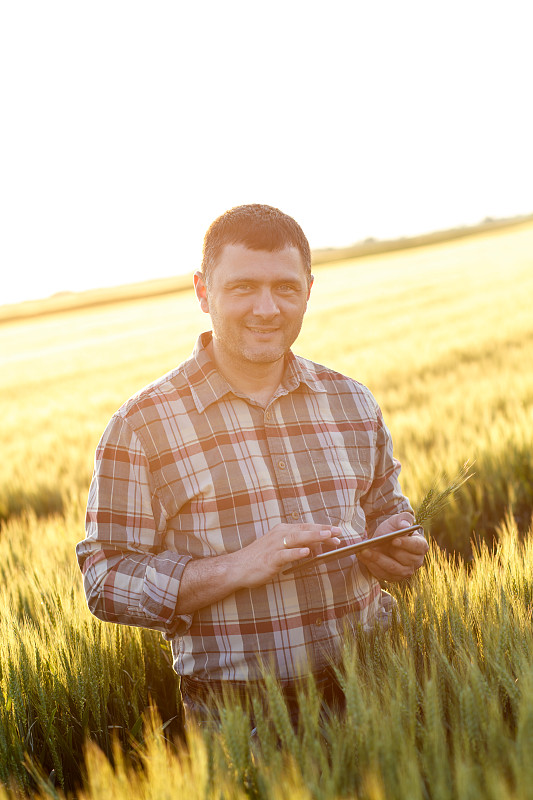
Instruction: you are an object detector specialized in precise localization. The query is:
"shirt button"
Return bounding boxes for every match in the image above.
[315,618,323,626]
[265,411,271,421]
[291,511,299,520]
[278,460,286,469]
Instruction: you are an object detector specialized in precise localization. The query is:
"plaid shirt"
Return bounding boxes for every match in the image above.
[77,332,411,681]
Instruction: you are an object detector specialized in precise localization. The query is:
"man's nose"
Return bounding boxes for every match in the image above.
[253,289,280,317]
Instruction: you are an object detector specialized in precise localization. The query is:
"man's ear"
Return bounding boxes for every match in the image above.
[194,271,210,314]
[307,275,314,301]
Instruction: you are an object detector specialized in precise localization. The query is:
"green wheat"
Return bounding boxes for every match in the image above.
[0,222,533,797]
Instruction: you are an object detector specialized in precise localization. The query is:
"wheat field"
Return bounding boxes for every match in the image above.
[1,220,532,797]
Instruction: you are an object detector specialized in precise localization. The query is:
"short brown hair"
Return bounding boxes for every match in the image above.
[201,204,312,287]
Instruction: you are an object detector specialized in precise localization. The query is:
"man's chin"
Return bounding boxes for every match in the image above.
[241,346,286,364]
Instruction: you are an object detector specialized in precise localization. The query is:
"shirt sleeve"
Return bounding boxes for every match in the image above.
[361,403,413,536]
[76,413,193,638]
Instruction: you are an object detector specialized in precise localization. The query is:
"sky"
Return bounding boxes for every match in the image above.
[1,0,532,306]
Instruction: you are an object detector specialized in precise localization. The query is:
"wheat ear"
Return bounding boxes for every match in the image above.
[415,460,474,525]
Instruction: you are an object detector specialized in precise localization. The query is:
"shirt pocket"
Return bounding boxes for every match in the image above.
[295,446,373,528]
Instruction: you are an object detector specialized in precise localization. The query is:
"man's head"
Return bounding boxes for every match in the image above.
[201,204,312,289]
[194,205,313,375]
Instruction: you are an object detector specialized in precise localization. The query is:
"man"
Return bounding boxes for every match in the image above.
[76,204,428,721]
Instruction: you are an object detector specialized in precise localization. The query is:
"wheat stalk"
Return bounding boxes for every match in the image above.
[415,460,474,526]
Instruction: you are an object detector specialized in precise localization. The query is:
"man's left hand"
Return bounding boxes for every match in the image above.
[357,513,429,582]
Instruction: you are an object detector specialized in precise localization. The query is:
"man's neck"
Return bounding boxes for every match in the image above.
[208,340,284,407]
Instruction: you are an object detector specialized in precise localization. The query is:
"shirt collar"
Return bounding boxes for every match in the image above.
[283,349,328,396]
[183,331,326,414]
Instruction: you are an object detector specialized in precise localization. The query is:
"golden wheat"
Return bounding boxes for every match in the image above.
[1,222,533,796]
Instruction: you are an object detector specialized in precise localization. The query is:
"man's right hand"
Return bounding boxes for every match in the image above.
[233,523,342,589]
[175,523,341,615]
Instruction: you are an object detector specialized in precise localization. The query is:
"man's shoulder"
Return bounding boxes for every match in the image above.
[294,353,378,406]
[115,357,195,423]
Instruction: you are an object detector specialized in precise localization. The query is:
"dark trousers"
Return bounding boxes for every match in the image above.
[180,667,345,730]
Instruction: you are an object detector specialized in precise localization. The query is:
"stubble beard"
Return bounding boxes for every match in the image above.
[211,315,304,367]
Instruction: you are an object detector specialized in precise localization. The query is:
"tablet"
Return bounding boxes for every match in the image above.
[280,524,423,575]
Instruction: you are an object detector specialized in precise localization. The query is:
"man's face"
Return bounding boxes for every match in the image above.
[194,244,312,371]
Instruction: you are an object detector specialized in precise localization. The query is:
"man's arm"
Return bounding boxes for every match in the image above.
[77,414,342,630]
[76,414,194,636]
[357,405,428,581]
[174,523,341,615]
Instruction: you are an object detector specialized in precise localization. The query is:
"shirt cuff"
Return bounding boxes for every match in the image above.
[137,551,194,636]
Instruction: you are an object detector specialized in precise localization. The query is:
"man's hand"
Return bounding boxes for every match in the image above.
[176,523,341,615]
[357,513,429,582]
[234,523,342,589]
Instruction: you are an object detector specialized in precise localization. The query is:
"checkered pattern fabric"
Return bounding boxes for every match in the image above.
[77,332,411,681]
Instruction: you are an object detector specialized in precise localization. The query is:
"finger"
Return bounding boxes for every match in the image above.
[368,563,415,581]
[291,523,343,534]
[373,514,414,538]
[389,514,415,531]
[280,546,311,565]
[383,550,425,569]
[359,549,417,580]
[360,542,423,569]
[367,535,427,561]
[282,529,342,549]
[391,534,429,554]
[316,537,344,554]
[371,540,427,568]
[398,515,416,526]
